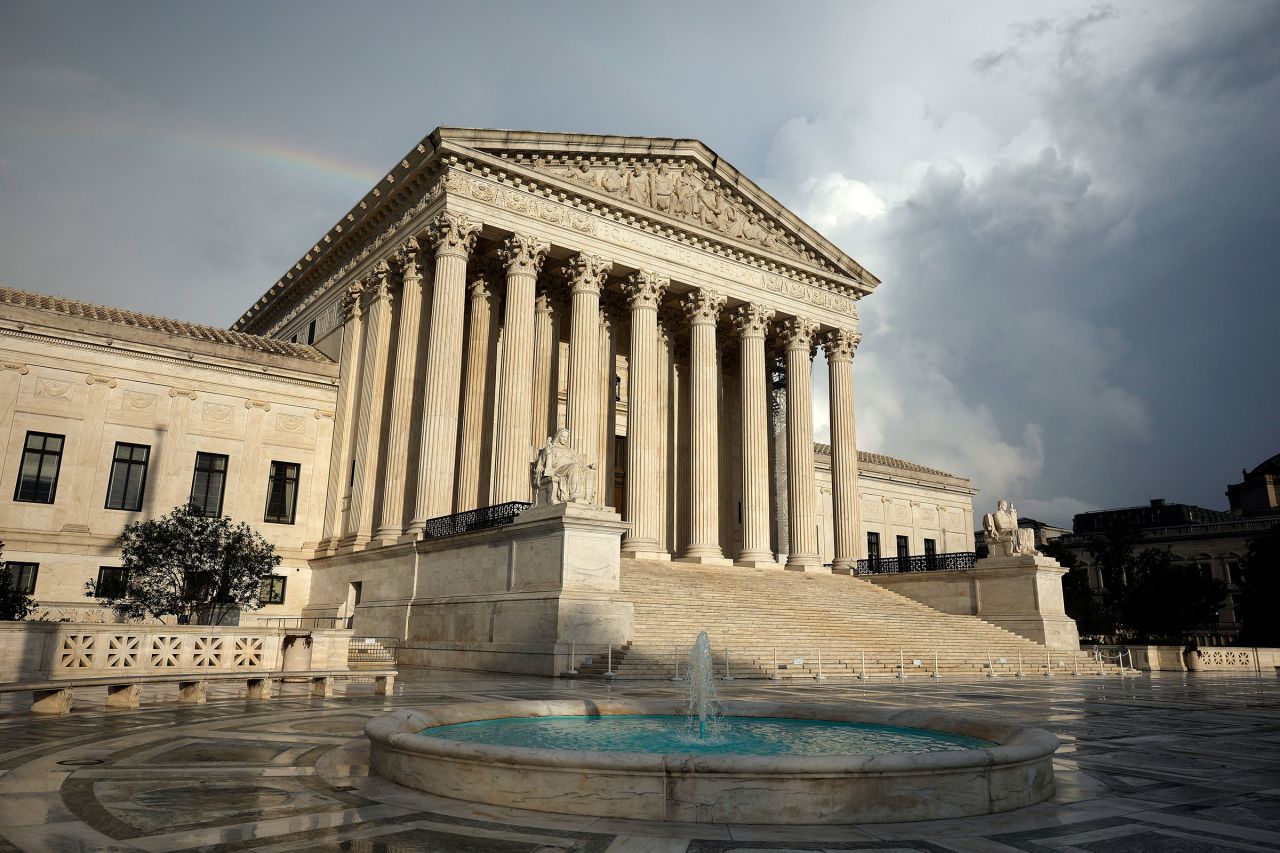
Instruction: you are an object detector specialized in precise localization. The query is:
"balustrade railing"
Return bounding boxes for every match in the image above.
[422,501,532,540]
[854,551,976,575]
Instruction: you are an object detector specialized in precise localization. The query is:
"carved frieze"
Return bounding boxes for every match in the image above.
[124,391,156,410]
[275,413,303,432]
[203,403,232,423]
[35,378,70,399]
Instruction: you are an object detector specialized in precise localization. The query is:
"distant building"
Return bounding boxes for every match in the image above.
[1055,458,1280,645]
[975,515,1068,558]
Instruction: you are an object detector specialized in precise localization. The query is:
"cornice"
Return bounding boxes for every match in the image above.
[0,327,338,392]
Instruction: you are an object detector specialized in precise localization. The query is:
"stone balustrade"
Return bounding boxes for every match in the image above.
[0,622,352,683]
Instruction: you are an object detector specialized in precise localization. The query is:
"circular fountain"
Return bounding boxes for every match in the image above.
[365,634,1058,824]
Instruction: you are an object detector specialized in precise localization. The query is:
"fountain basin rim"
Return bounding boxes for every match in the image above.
[365,698,1058,775]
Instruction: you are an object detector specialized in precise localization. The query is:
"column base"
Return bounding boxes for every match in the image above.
[735,559,784,570]
[676,554,735,566]
[335,533,371,555]
[621,548,672,562]
[396,531,422,545]
[785,555,827,573]
[368,526,403,548]
[831,559,858,575]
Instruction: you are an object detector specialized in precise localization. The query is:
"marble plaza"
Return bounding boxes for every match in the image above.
[2,671,1280,851]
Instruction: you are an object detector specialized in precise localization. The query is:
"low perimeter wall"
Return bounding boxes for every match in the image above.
[1108,644,1280,673]
[0,622,351,683]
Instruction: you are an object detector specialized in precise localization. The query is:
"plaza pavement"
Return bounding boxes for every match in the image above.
[1,670,1278,852]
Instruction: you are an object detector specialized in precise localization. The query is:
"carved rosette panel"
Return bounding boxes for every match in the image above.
[732,303,775,339]
[275,413,304,433]
[561,253,612,294]
[426,211,481,259]
[622,270,669,310]
[683,289,727,326]
[778,317,820,352]
[204,403,232,423]
[823,328,861,362]
[499,233,551,277]
[125,391,157,410]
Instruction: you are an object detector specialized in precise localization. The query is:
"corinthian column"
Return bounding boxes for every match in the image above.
[341,261,393,549]
[409,212,481,532]
[825,327,862,572]
[530,288,556,447]
[561,253,612,461]
[780,317,822,572]
[319,280,366,553]
[455,267,497,511]
[373,240,424,545]
[733,303,777,567]
[492,234,550,504]
[620,271,668,559]
[679,288,732,565]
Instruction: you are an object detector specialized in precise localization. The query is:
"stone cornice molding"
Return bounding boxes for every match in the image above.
[778,317,820,352]
[561,253,612,295]
[823,328,861,362]
[732,303,775,339]
[426,211,481,259]
[622,271,668,311]
[499,233,551,278]
[0,327,336,391]
[683,288,727,326]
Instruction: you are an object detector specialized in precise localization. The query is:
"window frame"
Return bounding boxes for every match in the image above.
[94,566,129,598]
[866,531,881,562]
[104,441,151,512]
[263,460,301,525]
[5,561,38,595]
[189,452,229,518]
[923,538,937,569]
[14,431,65,504]
[896,535,910,560]
[260,575,287,605]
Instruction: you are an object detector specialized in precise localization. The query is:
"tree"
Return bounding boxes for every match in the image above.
[0,541,37,621]
[87,503,281,624]
[1113,548,1227,643]
[1237,523,1280,647]
[1045,538,1119,641]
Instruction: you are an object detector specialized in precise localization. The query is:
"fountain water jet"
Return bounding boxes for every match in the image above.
[686,631,720,738]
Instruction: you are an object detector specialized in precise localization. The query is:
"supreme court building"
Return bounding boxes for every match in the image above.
[0,129,982,664]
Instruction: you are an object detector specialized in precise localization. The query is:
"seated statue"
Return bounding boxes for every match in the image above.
[531,428,598,507]
[982,499,1041,558]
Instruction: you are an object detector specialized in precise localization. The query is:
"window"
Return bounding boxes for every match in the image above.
[896,535,910,560]
[866,532,881,562]
[95,567,129,598]
[1226,559,1242,586]
[307,319,317,344]
[190,452,229,517]
[924,538,937,568]
[260,575,287,605]
[105,442,150,511]
[14,431,64,503]
[264,461,300,524]
[5,561,38,595]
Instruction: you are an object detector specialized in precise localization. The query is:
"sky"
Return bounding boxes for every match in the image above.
[1,1,1277,526]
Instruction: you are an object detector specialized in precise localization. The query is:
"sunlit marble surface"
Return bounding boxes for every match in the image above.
[1,671,1279,851]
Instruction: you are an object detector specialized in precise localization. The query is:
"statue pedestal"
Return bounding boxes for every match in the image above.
[969,554,1081,650]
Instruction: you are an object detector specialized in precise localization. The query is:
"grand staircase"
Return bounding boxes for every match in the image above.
[571,559,1119,679]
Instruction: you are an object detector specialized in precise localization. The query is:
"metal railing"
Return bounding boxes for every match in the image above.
[854,551,976,575]
[422,501,531,540]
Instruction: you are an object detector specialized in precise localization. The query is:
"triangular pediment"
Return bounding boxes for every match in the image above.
[433,128,878,291]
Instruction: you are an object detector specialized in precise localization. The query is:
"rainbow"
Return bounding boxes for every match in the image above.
[4,113,383,187]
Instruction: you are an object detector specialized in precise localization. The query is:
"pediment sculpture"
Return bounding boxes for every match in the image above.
[531,428,599,507]
[529,158,810,262]
[982,500,1042,558]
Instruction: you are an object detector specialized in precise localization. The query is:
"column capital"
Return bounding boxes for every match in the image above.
[823,328,862,362]
[339,279,365,323]
[682,288,726,325]
[426,212,481,259]
[365,259,393,306]
[560,253,613,294]
[623,270,669,310]
[395,237,422,282]
[732,302,775,339]
[534,287,556,318]
[778,316,819,351]
[499,233,551,277]
[468,271,496,305]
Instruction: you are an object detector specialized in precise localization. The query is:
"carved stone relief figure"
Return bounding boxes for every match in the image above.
[531,428,598,507]
[982,500,1042,557]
